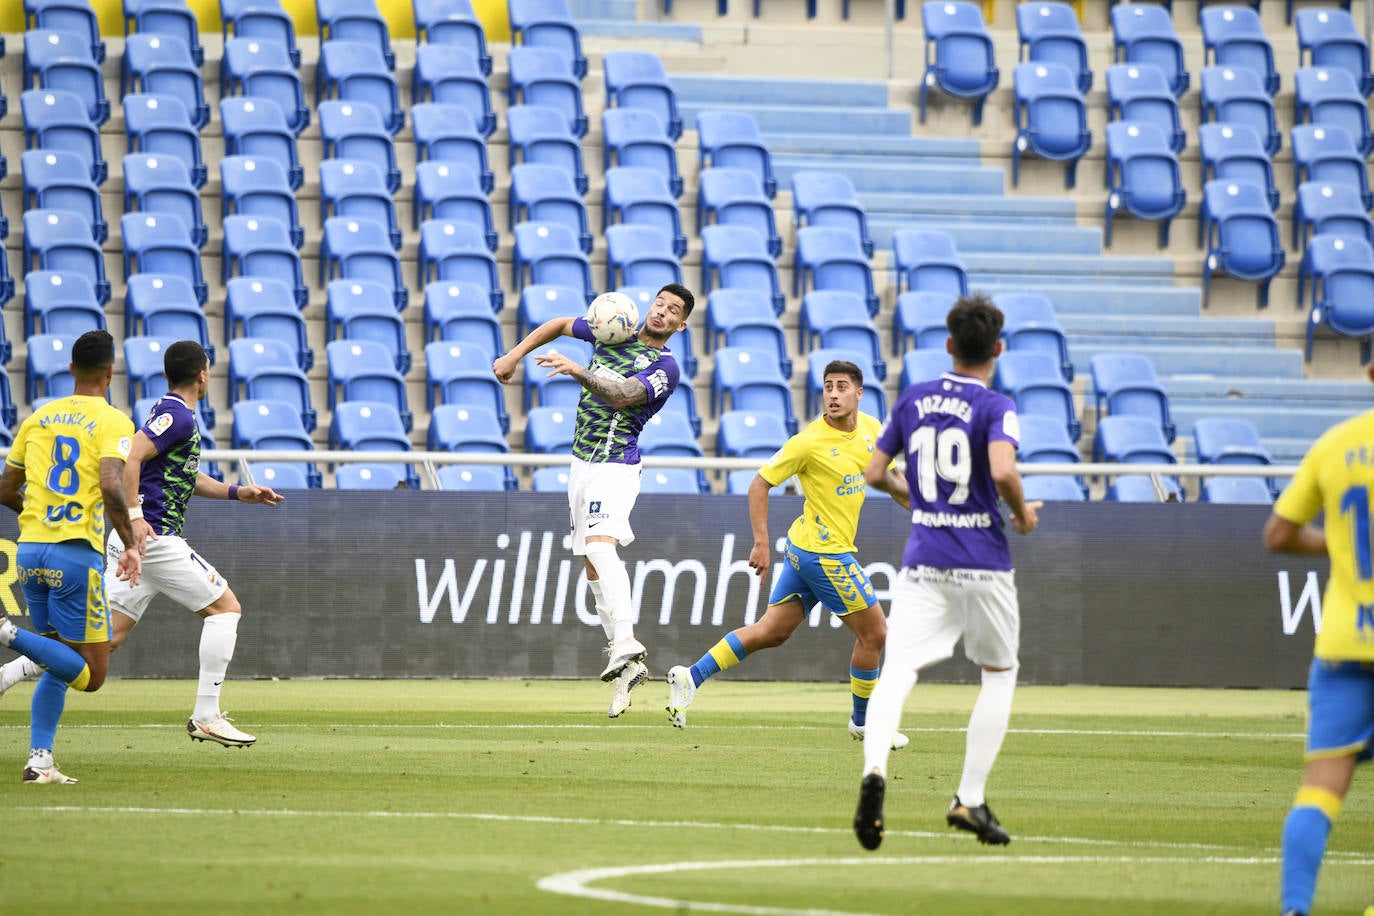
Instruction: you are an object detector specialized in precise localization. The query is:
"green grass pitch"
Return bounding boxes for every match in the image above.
[1,679,1369,914]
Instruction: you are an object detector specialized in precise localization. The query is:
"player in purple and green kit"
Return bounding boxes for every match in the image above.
[494,283,695,718]
[852,293,1041,851]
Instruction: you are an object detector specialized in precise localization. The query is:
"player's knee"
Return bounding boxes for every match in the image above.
[204,590,242,617]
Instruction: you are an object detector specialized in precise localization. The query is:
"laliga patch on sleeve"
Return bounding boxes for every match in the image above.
[118,436,132,459]
[1002,411,1021,442]
[148,413,174,437]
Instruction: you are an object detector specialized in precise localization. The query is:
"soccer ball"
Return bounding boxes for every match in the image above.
[585,292,640,346]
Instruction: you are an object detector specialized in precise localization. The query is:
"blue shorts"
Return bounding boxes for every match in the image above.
[17,541,109,644]
[1305,659,1374,764]
[768,539,877,617]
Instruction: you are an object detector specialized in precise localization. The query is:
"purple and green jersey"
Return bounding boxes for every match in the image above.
[568,318,679,464]
[136,394,201,537]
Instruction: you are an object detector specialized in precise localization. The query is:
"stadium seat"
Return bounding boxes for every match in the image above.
[794,226,878,315]
[125,92,206,188]
[319,41,402,137]
[424,340,507,430]
[419,219,504,309]
[518,283,584,339]
[317,0,395,69]
[602,50,681,139]
[507,46,587,138]
[696,167,778,256]
[605,224,681,291]
[1294,181,1374,250]
[512,222,594,298]
[329,402,419,489]
[1200,66,1280,156]
[1296,7,1371,96]
[996,350,1081,441]
[901,348,953,388]
[510,163,592,252]
[22,208,109,303]
[640,468,706,495]
[23,29,108,125]
[1299,234,1374,363]
[1017,2,1091,94]
[509,0,586,79]
[321,217,406,310]
[1013,62,1092,188]
[123,0,204,65]
[664,378,701,436]
[1290,124,1371,210]
[791,171,873,258]
[327,279,411,372]
[412,0,489,74]
[221,215,308,307]
[1017,413,1082,464]
[891,228,968,299]
[321,158,401,249]
[523,405,577,453]
[21,148,104,243]
[222,37,309,134]
[1089,352,1176,443]
[21,89,105,184]
[425,281,503,350]
[1198,123,1278,218]
[1094,414,1178,465]
[1294,66,1373,156]
[228,337,315,431]
[120,212,207,307]
[705,287,783,354]
[121,32,207,128]
[508,104,588,194]
[719,311,790,379]
[1110,1,1188,97]
[919,1,999,125]
[1193,416,1272,466]
[335,464,407,489]
[800,291,884,380]
[639,411,703,458]
[530,466,570,491]
[123,334,181,403]
[699,225,784,313]
[23,271,103,337]
[25,333,78,402]
[244,462,317,489]
[124,152,207,249]
[711,346,797,433]
[696,110,776,198]
[26,0,104,62]
[1022,475,1086,501]
[1200,6,1278,96]
[225,277,313,370]
[124,273,213,359]
[727,468,786,495]
[1200,476,1272,503]
[326,340,413,431]
[604,167,686,258]
[716,410,789,458]
[521,340,590,411]
[412,44,494,136]
[437,464,512,492]
[220,0,300,66]
[1200,180,1286,308]
[1107,473,1182,503]
[1105,63,1185,153]
[603,107,683,199]
[414,162,495,248]
[994,292,1072,382]
[1104,121,1185,249]
[230,398,315,451]
[412,103,494,192]
[220,97,302,190]
[893,289,956,354]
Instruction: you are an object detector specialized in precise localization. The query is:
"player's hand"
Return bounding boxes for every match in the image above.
[131,517,156,555]
[492,353,518,384]
[535,353,578,378]
[239,485,285,506]
[1011,501,1042,535]
[116,546,141,587]
[748,541,771,577]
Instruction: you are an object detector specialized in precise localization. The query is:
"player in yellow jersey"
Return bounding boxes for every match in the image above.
[0,330,141,783]
[1264,368,1374,916]
[666,360,912,746]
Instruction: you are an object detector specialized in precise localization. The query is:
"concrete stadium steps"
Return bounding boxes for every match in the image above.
[772,155,1005,194]
[965,252,1177,286]
[972,283,1205,318]
[867,220,1101,256]
[1057,315,1278,350]
[1069,343,1306,382]
[1169,404,1352,444]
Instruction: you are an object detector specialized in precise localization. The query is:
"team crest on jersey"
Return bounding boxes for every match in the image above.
[864,436,874,453]
[148,413,174,437]
[633,354,651,371]
[117,437,132,459]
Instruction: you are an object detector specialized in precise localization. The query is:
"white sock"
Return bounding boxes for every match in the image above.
[862,666,918,778]
[193,613,240,722]
[0,657,42,695]
[587,579,615,640]
[0,618,16,647]
[584,544,634,644]
[955,667,1018,807]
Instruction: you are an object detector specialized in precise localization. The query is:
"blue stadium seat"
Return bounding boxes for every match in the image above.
[891,228,968,298]
[327,279,411,372]
[219,96,303,189]
[412,0,489,74]
[1094,414,1178,465]
[518,283,583,339]
[605,224,681,291]
[521,340,590,411]
[602,50,680,139]
[22,89,105,184]
[919,1,999,125]
[1201,6,1278,95]
[26,0,105,62]
[640,468,707,495]
[1194,416,1272,466]
[604,167,685,258]
[508,104,588,194]
[121,32,207,128]
[321,100,401,195]
[1013,61,1092,188]
[412,102,494,192]
[719,310,790,379]
[1291,124,1371,210]
[510,163,592,252]
[424,340,507,431]
[221,215,308,307]
[24,271,104,336]
[512,221,593,298]
[791,171,873,258]
[22,208,109,303]
[994,292,1072,382]
[321,217,407,309]
[425,281,503,349]
[509,0,586,79]
[706,287,784,356]
[1200,179,1286,308]
[1089,352,1176,443]
[329,402,419,488]
[711,346,797,432]
[123,0,204,65]
[603,107,683,198]
[523,405,576,453]
[664,377,701,436]
[696,110,776,197]
[1296,7,1371,96]
[326,340,413,431]
[124,335,182,404]
[717,410,788,458]
[321,158,401,249]
[1300,234,1374,363]
[699,225,783,313]
[696,167,778,256]
[1017,413,1082,464]
[1198,123,1278,217]
[231,398,316,451]
[124,151,207,248]
[639,411,703,458]
[244,462,318,489]
[1017,2,1090,94]
[1104,121,1185,249]
[412,44,494,136]
[1107,473,1182,503]
[893,290,956,355]
[1200,476,1272,504]
[419,219,503,309]
[126,92,206,188]
[0,250,11,314]
[1110,2,1188,96]
[995,350,1080,441]
[794,226,877,315]
[222,37,308,133]
[21,148,104,243]
[24,29,108,125]
[437,465,512,492]
[335,464,407,489]
[317,0,395,69]
[220,0,300,66]
[507,46,587,138]
[414,161,494,248]
[1022,475,1087,501]
[26,333,79,402]
[800,290,884,380]
[319,40,402,135]
[1200,66,1280,155]
[225,277,313,370]
[119,211,206,305]
[227,337,315,431]
[727,469,785,495]
[1105,63,1184,153]
[124,273,212,359]
[1294,181,1374,250]
[530,466,570,491]
[1294,66,1373,156]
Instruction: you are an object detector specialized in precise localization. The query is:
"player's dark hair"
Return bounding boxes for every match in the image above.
[70,329,116,381]
[823,359,864,388]
[164,340,209,387]
[947,293,1004,364]
[657,283,695,318]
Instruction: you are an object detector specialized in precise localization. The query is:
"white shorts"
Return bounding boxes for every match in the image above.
[105,531,229,623]
[886,565,1020,672]
[567,457,641,555]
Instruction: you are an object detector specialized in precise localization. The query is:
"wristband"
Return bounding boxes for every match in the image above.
[128,507,143,520]
[227,485,240,501]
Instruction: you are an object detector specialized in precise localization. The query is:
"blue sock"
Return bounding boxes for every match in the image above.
[10,629,88,684]
[850,665,880,726]
[30,672,68,753]
[1281,802,1334,914]
[689,632,747,687]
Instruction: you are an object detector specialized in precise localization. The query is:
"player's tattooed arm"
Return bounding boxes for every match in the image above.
[574,366,648,409]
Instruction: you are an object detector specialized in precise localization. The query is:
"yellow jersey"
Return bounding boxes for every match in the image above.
[1274,409,1374,661]
[759,412,884,555]
[7,395,134,553]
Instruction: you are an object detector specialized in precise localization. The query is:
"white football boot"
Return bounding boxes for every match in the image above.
[188,713,257,747]
[849,719,911,750]
[665,665,697,729]
[608,661,649,718]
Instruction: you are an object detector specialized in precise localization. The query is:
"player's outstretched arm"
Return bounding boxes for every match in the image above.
[492,317,577,383]
[1262,514,1327,555]
[194,473,284,506]
[989,440,1040,535]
